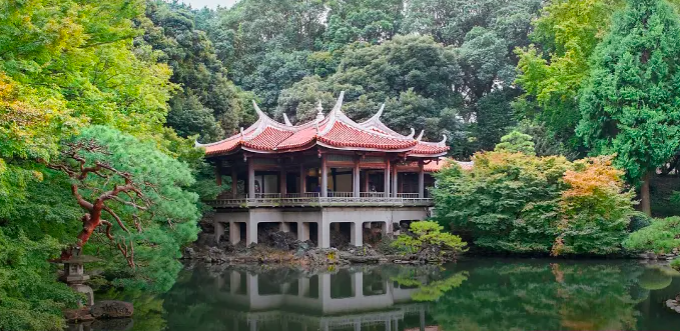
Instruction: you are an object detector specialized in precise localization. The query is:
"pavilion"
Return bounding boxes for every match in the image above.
[200,92,451,248]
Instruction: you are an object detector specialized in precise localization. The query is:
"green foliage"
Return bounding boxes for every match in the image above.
[577,0,680,184]
[494,130,536,155]
[68,126,200,292]
[433,152,570,253]
[433,152,635,255]
[142,0,254,137]
[0,230,80,331]
[392,221,468,257]
[623,217,680,254]
[515,0,625,149]
[553,157,635,255]
[671,258,680,271]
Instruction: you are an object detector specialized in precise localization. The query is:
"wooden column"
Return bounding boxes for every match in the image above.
[300,163,306,194]
[215,160,223,186]
[231,166,238,197]
[248,158,255,199]
[352,158,360,197]
[331,168,337,191]
[418,160,425,198]
[280,168,287,195]
[321,155,328,197]
[363,170,370,192]
[391,163,398,198]
[384,159,391,197]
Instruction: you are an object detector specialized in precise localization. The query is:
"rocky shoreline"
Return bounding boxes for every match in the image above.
[184,241,450,266]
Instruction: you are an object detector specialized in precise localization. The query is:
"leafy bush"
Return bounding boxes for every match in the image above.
[671,258,680,271]
[494,130,536,155]
[433,152,635,255]
[623,217,680,254]
[0,230,80,331]
[391,221,467,259]
[433,151,569,253]
[552,157,635,255]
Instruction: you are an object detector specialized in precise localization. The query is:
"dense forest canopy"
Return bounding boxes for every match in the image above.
[4,0,680,329]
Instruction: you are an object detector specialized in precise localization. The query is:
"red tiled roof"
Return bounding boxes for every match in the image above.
[198,92,450,156]
[318,122,417,150]
[242,127,293,150]
[411,141,449,156]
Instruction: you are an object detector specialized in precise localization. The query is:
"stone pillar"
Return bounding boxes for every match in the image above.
[418,160,425,198]
[384,160,391,197]
[300,163,306,193]
[280,222,290,232]
[298,222,310,241]
[391,165,398,198]
[246,221,257,245]
[229,222,241,245]
[280,168,287,195]
[350,222,363,247]
[318,221,331,248]
[248,158,255,198]
[214,221,224,244]
[231,167,238,197]
[215,160,222,186]
[353,159,360,197]
[321,155,328,197]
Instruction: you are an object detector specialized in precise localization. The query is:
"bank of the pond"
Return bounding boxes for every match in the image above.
[184,242,455,266]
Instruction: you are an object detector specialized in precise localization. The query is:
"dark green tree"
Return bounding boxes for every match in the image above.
[576,0,680,215]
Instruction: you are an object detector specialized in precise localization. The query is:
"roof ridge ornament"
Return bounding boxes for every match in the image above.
[407,128,415,138]
[282,113,293,126]
[315,100,324,122]
[330,91,345,117]
[252,100,266,119]
[368,103,385,121]
[439,134,448,146]
[416,130,425,141]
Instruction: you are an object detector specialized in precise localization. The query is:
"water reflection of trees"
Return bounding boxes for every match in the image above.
[94,260,679,331]
[428,261,644,331]
[390,265,469,302]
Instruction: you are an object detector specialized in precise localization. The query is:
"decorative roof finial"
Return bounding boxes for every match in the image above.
[407,128,415,138]
[315,101,324,122]
[416,130,425,141]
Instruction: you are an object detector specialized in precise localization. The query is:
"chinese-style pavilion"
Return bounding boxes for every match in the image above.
[201,92,450,248]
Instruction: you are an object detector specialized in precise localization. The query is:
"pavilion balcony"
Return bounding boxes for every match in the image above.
[207,192,433,208]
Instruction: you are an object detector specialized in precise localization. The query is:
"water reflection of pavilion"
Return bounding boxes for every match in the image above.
[214,269,431,331]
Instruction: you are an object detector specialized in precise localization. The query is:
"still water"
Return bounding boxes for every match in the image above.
[107,258,680,331]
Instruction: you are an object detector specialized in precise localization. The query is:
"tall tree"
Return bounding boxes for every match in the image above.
[142,0,253,138]
[515,0,626,151]
[577,0,680,215]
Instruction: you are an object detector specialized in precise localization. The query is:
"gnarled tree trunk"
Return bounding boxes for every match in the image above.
[640,171,652,217]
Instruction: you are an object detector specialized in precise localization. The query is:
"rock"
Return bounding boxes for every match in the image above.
[183,247,196,259]
[64,307,94,323]
[90,301,134,319]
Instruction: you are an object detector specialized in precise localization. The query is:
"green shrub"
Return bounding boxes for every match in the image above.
[671,258,680,271]
[433,152,635,255]
[623,217,680,254]
[391,221,467,259]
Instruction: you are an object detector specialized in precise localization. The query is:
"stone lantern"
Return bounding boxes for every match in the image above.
[51,255,101,307]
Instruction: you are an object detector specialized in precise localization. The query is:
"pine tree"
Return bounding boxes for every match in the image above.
[577,0,680,215]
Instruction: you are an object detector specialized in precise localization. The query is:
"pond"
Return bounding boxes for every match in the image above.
[98,258,680,331]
